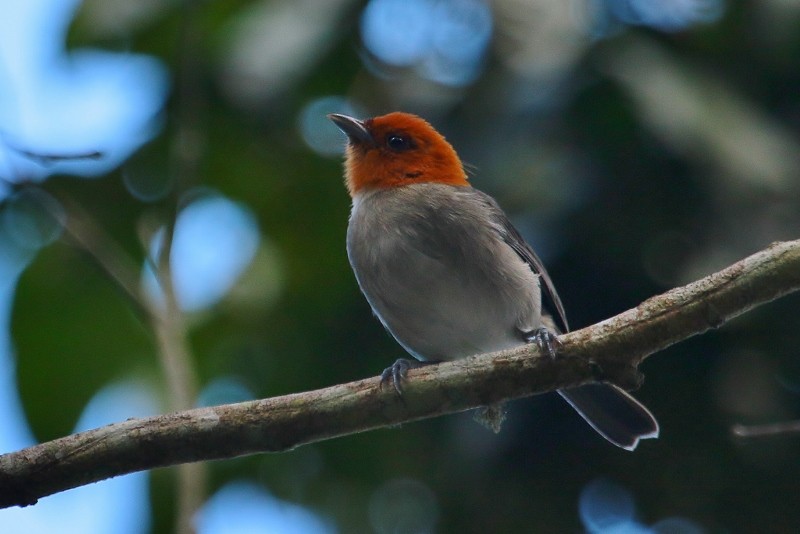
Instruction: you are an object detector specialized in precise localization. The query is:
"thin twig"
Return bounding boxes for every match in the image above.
[159,2,210,531]
[732,420,800,438]
[57,195,152,322]
[11,147,102,165]
[0,239,797,509]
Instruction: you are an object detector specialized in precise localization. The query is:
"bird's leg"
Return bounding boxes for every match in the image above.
[380,358,438,395]
[524,327,611,382]
[523,327,562,359]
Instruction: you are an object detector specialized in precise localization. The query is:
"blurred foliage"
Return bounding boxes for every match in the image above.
[4,0,800,532]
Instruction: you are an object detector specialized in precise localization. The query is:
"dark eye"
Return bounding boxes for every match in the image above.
[386,134,412,151]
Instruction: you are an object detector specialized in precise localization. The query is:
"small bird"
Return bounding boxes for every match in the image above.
[329,111,659,450]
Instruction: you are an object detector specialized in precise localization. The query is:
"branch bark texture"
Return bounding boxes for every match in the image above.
[1,240,799,508]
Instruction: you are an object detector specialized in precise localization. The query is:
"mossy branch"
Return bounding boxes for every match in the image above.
[1,240,799,509]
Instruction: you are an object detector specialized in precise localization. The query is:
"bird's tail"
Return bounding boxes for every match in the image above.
[558,383,659,451]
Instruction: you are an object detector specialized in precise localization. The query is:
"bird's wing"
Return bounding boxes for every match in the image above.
[500,219,569,333]
[466,189,570,333]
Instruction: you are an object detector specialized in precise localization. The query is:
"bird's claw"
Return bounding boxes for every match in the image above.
[380,358,435,395]
[380,358,414,394]
[524,327,562,359]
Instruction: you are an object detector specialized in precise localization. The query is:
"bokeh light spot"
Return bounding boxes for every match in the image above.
[0,0,168,183]
[1,188,64,250]
[361,0,434,66]
[368,478,438,534]
[579,478,639,533]
[599,0,724,32]
[122,165,173,202]
[197,481,335,534]
[142,192,260,313]
[0,380,156,534]
[651,517,706,533]
[360,0,492,87]
[299,96,364,157]
[197,376,254,408]
[420,0,492,85]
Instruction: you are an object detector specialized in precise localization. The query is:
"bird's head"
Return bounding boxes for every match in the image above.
[328,112,469,196]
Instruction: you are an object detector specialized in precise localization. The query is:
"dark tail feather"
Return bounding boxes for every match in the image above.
[558,384,659,451]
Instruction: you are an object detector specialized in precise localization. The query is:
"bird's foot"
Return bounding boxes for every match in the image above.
[523,327,562,359]
[380,358,436,395]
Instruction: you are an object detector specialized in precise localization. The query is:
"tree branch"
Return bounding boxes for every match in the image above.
[732,420,800,438]
[1,240,798,509]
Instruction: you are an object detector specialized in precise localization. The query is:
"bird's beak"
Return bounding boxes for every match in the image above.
[328,113,374,146]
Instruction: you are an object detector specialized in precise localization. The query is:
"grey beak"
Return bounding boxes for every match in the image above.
[328,113,374,146]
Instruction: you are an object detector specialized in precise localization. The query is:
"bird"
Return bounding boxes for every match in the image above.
[328,111,659,450]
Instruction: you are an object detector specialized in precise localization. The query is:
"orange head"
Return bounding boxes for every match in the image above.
[328,112,469,196]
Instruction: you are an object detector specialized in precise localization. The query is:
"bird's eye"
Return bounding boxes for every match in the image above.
[386,134,412,151]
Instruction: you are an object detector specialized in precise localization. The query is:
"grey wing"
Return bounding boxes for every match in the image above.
[466,189,570,333]
[457,191,660,450]
[499,217,569,333]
